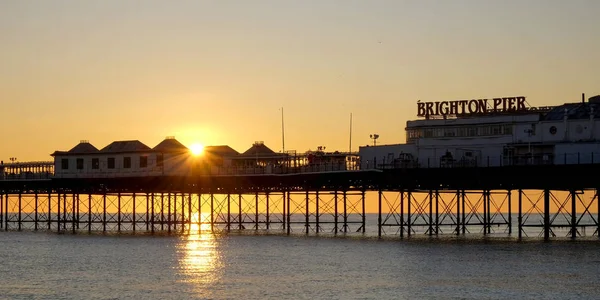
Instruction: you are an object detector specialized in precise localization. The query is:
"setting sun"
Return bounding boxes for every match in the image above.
[190,143,204,156]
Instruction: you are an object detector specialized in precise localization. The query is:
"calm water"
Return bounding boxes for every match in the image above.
[1,230,600,300]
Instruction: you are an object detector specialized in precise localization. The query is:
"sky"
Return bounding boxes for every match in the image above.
[1,0,599,161]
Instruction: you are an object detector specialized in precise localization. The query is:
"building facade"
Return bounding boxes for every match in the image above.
[360,95,600,168]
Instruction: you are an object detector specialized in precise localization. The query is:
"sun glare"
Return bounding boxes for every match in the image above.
[190,143,204,156]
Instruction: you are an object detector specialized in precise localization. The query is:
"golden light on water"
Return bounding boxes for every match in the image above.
[178,212,221,287]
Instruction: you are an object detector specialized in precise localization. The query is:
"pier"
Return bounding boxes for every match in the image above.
[1,159,599,240]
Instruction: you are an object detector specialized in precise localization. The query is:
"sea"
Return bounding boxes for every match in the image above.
[1,214,600,300]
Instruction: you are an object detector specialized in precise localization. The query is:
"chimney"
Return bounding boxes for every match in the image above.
[582,93,585,103]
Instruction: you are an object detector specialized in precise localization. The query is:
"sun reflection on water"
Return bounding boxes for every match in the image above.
[178,213,222,287]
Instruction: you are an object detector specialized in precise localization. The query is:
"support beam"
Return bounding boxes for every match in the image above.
[544,189,550,241]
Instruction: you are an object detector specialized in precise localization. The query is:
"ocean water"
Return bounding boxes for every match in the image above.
[1,229,600,300]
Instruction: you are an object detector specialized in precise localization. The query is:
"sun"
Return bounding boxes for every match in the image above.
[190,143,204,156]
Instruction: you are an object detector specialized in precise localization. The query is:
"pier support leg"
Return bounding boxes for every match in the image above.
[133,193,137,233]
[146,193,149,232]
[435,190,439,235]
[4,194,8,231]
[334,190,338,235]
[315,190,320,233]
[483,190,487,235]
[407,190,412,236]
[62,193,66,231]
[361,190,366,233]
[151,193,155,234]
[18,192,22,231]
[456,190,460,235]
[187,193,192,233]
[305,189,309,234]
[487,190,491,234]
[168,193,172,234]
[210,193,214,233]
[378,189,382,238]
[197,193,202,234]
[57,193,61,233]
[461,190,466,234]
[0,193,3,229]
[571,190,577,239]
[35,193,39,231]
[286,191,291,235]
[279,192,282,231]
[88,194,92,233]
[227,193,231,232]
[544,189,550,241]
[72,193,76,234]
[160,193,165,232]
[48,190,52,230]
[255,192,259,230]
[103,193,107,233]
[400,190,404,238]
[508,190,512,235]
[428,190,433,236]
[238,194,243,230]
[518,189,522,239]
[343,190,348,233]
[117,192,121,232]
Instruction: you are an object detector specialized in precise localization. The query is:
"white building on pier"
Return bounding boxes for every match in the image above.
[360,94,600,168]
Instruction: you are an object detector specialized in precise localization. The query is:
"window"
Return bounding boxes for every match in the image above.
[61,158,69,170]
[491,125,502,135]
[479,126,490,136]
[444,128,456,137]
[124,157,131,169]
[140,156,148,168]
[157,154,164,167]
[76,158,84,170]
[92,158,99,169]
[468,127,477,136]
[108,157,115,169]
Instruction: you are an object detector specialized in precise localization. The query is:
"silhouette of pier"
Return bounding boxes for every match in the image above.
[1,161,599,240]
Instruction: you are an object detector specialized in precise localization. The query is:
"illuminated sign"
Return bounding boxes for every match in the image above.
[417,96,527,117]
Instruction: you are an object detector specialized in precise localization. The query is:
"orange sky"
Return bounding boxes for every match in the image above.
[1,1,599,161]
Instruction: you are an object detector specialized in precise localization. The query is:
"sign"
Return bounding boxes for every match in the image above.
[417,96,527,117]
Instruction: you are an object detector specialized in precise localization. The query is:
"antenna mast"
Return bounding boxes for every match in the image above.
[349,113,353,152]
[281,107,285,153]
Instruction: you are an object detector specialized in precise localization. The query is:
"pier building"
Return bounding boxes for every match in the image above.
[360,94,600,168]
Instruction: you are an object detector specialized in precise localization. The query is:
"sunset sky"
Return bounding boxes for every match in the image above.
[1,0,599,161]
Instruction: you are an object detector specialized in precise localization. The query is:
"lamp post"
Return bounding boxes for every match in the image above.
[9,157,17,163]
[369,134,379,146]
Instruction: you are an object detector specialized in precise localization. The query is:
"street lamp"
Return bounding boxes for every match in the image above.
[9,157,17,163]
[369,134,379,146]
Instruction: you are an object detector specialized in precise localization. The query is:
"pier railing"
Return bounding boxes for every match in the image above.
[0,161,54,180]
[5,152,600,181]
[362,152,600,170]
